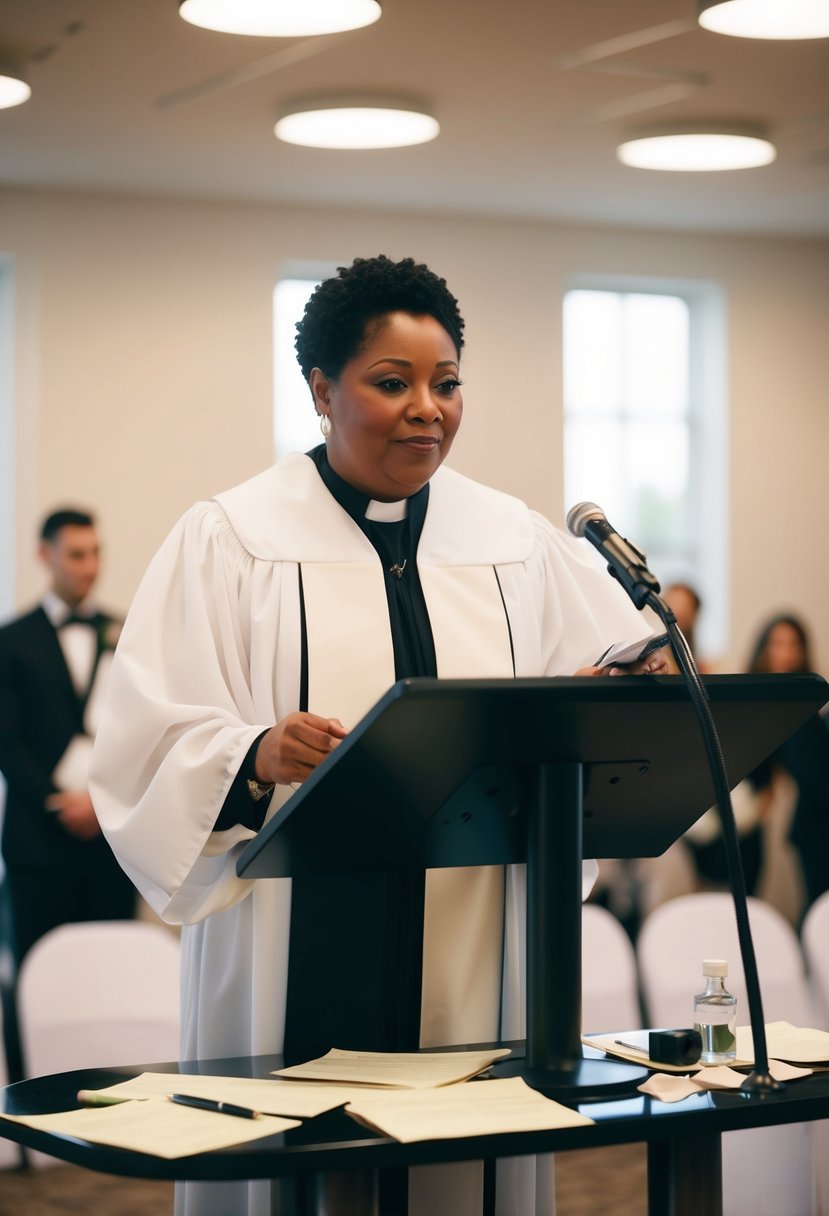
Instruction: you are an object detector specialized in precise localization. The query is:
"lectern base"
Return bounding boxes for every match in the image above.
[492,1055,648,1101]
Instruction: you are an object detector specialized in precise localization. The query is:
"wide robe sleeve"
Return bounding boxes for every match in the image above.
[498,509,653,680]
[89,501,291,925]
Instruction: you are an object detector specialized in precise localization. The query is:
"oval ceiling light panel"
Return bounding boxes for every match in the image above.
[617,130,777,171]
[275,98,439,149]
[179,0,382,37]
[0,66,31,109]
[699,0,829,39]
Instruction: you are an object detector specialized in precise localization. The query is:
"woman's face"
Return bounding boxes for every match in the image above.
[764,622,806,673]
[310,311,463,502]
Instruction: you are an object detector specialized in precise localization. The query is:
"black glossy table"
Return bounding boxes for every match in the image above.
[2,1045,828,1216]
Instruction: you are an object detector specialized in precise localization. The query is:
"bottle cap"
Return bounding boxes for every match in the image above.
[702,958,728,976]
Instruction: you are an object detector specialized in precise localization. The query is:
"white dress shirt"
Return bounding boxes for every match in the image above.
[42,591,98,696]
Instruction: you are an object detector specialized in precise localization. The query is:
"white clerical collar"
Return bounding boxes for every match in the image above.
[42,591,97,628]
[364,498,407,523]
[214,452,536,564]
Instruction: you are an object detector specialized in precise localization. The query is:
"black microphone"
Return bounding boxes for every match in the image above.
[565,501,660,609]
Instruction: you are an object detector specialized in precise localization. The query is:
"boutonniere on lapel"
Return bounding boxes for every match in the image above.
[97,618,123,653]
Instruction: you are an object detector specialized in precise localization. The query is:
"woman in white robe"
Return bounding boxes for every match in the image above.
[90,256,665,1216]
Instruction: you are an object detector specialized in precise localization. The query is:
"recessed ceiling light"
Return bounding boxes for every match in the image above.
[179,0,382,37]
[699,0,829,39]
[0,64,31,110]
[275,96,439,150]
[617,126,777,171]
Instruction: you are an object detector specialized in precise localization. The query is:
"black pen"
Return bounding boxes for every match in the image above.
[167,1093,262,1120]
[614,1039,649,1055]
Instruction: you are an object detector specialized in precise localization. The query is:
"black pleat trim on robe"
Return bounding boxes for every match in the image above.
[282,446,437,1063]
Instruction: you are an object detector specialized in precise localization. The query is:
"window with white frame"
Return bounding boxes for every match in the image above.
[273,276,323,459]
[563,281,728,659]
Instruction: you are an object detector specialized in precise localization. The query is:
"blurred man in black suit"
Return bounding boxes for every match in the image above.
[0,508,135,971]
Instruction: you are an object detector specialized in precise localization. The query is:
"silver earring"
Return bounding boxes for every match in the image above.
[320,414,331,438]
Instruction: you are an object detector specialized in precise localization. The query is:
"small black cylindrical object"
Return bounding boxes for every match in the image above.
[649,1028,702,1066]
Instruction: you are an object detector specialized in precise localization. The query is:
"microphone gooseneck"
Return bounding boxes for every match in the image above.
[648,588,779,1094]
[567,501,780,1096]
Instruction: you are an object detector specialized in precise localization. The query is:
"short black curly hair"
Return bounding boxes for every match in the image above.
[294,255,465,382]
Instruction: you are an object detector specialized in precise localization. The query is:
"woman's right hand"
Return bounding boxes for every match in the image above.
[254,713,348,786]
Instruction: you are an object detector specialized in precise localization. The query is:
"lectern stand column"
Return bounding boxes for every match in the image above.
[519,760,647,1099]
[526,762,583,1074]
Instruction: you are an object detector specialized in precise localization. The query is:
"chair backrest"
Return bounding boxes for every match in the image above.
[17,920,180,1079]
[637,892,816,1030]
[801,890,829,1031]
[581,903,641,1033]
[637,893,818,1216]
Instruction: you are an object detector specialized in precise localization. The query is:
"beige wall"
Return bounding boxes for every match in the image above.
[1,186,827,672]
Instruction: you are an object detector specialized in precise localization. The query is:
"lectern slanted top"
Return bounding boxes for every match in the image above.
[238,674,827,877]
[237,673,827,1096]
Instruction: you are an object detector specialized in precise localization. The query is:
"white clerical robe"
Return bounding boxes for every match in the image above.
[90,452,648,1216]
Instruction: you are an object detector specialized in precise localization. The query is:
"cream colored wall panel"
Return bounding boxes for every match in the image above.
[0,188,827,673]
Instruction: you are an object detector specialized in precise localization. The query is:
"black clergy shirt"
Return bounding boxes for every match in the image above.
[217,447,438,1060]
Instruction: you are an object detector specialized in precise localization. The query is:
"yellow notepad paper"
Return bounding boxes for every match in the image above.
[89,1072,355,1118]
[1,1097,297,1158]
[345,1075,594,1143]
[274,1046,511,1088]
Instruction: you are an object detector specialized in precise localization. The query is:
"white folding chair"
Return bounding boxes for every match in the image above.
[17,920,180,1167]
[581,903,641,1033]
[637,893,817,1216]
[802,891,829,1030]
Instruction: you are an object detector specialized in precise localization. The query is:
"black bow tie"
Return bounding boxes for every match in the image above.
[59,613,98,629]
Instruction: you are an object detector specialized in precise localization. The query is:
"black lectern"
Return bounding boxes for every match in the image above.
[237,673,827,1099]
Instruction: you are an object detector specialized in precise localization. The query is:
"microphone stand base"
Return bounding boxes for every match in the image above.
[493,1055,649,1102]
[740,1070,785,1097]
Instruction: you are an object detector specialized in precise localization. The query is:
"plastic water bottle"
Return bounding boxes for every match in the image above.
[693,958,737,1063]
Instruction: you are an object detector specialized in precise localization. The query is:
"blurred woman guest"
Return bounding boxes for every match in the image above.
[90,256,666,1216]
[747,614,829,912]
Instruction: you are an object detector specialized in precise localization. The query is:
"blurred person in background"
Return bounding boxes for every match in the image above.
[0,508,136,1077]
[747,614,829,913]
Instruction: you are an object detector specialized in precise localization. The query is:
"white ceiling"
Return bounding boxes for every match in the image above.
[2,0,829,235]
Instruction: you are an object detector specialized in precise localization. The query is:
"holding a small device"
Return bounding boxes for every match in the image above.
[594,633,671,671]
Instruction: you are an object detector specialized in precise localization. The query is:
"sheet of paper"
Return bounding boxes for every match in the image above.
[584,1032,700,1073]
[583,1030,757,1072]
[274,1046,512,1089]
[0,1098,298,1159]
[638,1074,701,1103]
[638,1056,813,1104]
[692,1065,747,1090]
[768,1058,813,1082]
[736,1021,829,1064]
[598,1020,829,1071]
[90,1072,355,1118]
[345,1076,594,1143]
